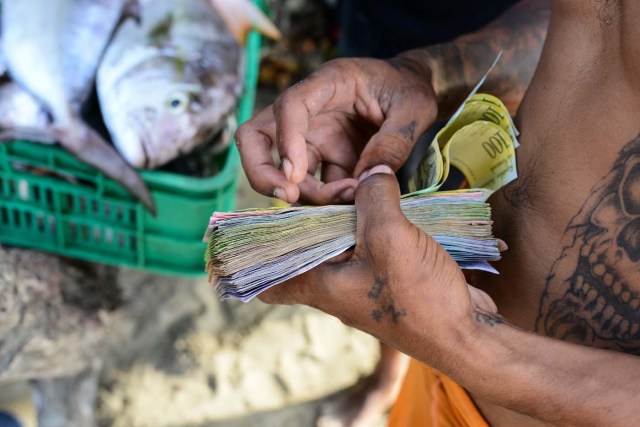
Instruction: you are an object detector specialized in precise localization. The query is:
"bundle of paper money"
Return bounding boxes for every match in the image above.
[205,55,520,301]
[205,189,504,301]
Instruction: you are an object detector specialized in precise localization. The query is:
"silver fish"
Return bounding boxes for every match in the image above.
[0,19,49,136]
[1,0,154,211]
[0,81,50,131]
[0,46,5,78]
[97,0,243,169]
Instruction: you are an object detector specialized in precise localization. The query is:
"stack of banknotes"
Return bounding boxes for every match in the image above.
[205,55,520,301]
[204,189,504,301]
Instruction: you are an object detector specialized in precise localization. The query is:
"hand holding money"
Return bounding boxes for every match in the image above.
[235,57,437,205]
[258,166,498,344]
[212,55,517,302]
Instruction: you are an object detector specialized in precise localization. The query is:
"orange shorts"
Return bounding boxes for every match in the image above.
[388,358,488,427]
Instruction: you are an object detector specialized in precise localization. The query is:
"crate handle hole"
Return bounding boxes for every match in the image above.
[93,226,101,243]
[105,228,113,245]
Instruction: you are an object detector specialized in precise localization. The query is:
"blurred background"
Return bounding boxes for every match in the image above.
[0,0,382,426]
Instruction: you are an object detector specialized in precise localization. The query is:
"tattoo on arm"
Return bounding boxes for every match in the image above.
[475,310,505,327]
[391,0,550,119]
[368,276,407,325]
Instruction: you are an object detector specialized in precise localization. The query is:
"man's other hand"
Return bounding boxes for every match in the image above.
[235,58,437,205]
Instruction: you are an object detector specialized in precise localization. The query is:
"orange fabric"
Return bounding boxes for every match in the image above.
[388,358,489,427]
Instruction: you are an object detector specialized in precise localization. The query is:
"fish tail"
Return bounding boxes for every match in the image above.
[210,0,281,45]
[53,120,156,214]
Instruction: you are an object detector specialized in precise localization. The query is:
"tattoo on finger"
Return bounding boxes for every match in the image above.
[399,120,417,142]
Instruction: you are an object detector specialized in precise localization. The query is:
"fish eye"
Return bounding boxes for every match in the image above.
[166,92,190,114]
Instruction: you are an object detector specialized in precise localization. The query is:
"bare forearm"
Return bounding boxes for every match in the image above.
[390,0,550,119]
[429,310,640,426]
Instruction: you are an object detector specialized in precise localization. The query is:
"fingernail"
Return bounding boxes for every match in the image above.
[358,169,371,182]
[369,164,394,176]
[358,165,394,182]
[273,187,287,201]
[340,187,355,202]
[282,158,293,181]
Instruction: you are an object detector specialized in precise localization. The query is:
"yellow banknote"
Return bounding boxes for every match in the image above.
[408,91,518,194]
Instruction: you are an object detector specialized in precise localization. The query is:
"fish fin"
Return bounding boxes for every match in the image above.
[53,121,156,214]
[0,126,57,144]
[209,0,281,45]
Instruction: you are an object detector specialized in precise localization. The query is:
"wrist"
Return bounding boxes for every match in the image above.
[389,46,467,120]
[417,305,501,375]
[438,308,510,387]
[385,53,439,121]
[387,51,435,83]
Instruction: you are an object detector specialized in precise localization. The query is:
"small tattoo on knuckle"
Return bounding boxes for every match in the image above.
[399,120,417,142]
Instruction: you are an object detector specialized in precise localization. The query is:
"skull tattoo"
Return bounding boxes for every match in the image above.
[536,134,640,354]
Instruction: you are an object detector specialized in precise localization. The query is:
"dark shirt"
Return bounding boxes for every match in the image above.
[340,0,520,58]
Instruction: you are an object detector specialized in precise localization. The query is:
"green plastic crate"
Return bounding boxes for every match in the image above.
[0,13,263,277]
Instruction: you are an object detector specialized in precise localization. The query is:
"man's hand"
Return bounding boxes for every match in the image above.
[259,165,498,360]
[257,166,640,427]
[235,59,437,205]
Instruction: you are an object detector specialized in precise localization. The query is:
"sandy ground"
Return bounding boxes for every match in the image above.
[97,267,378,426]
[95,88,381,426]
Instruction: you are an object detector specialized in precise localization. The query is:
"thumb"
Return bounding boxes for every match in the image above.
[354,165,406,248]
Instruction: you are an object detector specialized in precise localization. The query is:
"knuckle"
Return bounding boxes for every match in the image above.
[273,91,299,116]
[272,95,287,115]
[234,124,251,145]
[320,57,349,72]
[413,95,437,121]
[318,58,364,81]
[415,90,436,108]
[370,138,408,166]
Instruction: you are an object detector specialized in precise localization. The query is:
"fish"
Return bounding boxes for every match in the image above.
[97,0,280,169]
[0,21,50,140]
[0,81,51,131]
[1,0,155,211]
[0,46,5,78]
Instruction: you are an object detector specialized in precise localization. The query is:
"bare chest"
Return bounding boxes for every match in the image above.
[476,124,640,355]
